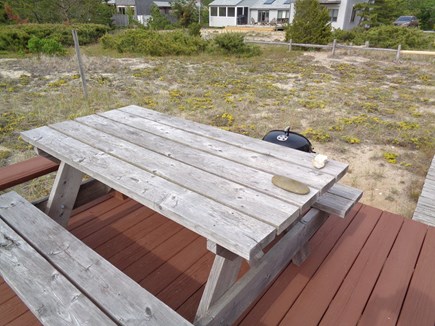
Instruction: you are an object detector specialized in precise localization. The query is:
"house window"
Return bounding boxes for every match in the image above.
[118,6,126,14]
[329,9,338,22]
[258,10,269,23]
[350,7,357,22]
[277,10,289,19]
[211,7,217,16]
[228,7,235,17]
[219,7,226,16]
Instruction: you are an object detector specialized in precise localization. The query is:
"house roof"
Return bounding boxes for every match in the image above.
[209,0,242,7]
[115,0,135,6]
[2,193,435,325]
[209,0,294,8]
[250,0,294,9]
[153,1,172,7]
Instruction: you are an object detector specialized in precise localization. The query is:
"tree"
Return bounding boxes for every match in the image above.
[148,5,173,30]
[171,0,198,27]
[355,0,408,27]
[407,0,434,30]
[5,0,114,25]
[285,0,332,44]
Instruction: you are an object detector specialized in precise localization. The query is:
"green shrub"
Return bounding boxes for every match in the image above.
[285,0,332,45]
[28,36,66,55]
[333,25,433,50]
[188,22,201,37]
[101,29,206,56]
[0,24,110,52]
[210,33,261,57]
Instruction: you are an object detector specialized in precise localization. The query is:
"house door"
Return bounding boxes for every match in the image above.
[258,10,269,23]
[237,7,248,25]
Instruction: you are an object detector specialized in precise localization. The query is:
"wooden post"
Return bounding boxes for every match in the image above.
[46,162,83,227]
[395,44,401,61]
[288,39,292,51]
[331,39,337,56]
[72,30,88,98]
[365,41,369,48]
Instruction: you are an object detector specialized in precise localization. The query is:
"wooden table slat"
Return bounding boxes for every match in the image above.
[97,109,340,191]
[50,120,300,233]
[21,127,276,261]
[76,114,317,212]
[120,105,348,178]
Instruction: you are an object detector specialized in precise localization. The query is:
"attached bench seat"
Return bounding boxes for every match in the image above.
[0,191,192,326]
[313,183,363,218]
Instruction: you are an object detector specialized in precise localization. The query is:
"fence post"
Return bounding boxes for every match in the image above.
[365,41,369,48]
[288,39,292,51]
[72,30,88,99]
[331,39,337,56]
[395,44,401,62]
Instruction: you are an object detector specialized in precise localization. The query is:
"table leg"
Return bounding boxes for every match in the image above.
[195,244,243,322]
[45,162,83,227]
[292,242,310,266]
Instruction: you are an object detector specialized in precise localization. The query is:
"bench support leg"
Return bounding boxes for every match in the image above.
[292,243,310,266]
[195,244,243,322]
[46,162,83,227]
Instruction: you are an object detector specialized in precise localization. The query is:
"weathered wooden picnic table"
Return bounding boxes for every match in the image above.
[18,105,350,325]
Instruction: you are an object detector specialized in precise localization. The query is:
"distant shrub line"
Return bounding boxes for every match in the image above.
[332,26,434,50]
[0,24,110,53]
[101,30,261,57]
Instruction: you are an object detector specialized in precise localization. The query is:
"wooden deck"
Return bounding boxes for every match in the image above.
[413,155,435,226]
[1,193,434,326]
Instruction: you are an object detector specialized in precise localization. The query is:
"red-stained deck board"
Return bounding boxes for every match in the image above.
[239,203,363,326]
[92,212,169,258]
[359,218,428,326]
[158,252,214,310]
[140,237,208,294]
[398,227,435,326]
[0,156,58,192]
[0,297,30,326]
[320,211,404,326]
[70,199,143,239]
[6,310,40,326]
[278,205,383,326]
[109,220,184,271]
[124,227,199,281]
[81,205,155,249]
[68,193,127,229]
[0,280,16,306]
[177,284,206,322]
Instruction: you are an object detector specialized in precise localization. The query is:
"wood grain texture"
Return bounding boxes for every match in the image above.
[196,208,329,326]
[0,218,116,326]
[413,155,435,226]
[77,113,317,212]
[0,156,59,191]
[320,211,403,326]
[279,205,383,325]
[359,219,428,326]
[0,191,192,326]
[21,126,275,261]
[398,226,435,326]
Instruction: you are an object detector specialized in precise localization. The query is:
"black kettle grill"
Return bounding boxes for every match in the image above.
[262,127,314,153]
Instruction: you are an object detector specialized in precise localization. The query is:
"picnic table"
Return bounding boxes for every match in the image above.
[17,105,350,324]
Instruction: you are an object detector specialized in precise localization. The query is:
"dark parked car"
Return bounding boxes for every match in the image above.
[393,16,419,27]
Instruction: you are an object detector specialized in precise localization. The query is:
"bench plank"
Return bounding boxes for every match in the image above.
[313,183,363,218]
[0,156,59,191]
[0,191,192,326]
[0,219,116,326]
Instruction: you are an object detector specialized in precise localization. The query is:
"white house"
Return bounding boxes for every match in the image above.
[209,0,368,30]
